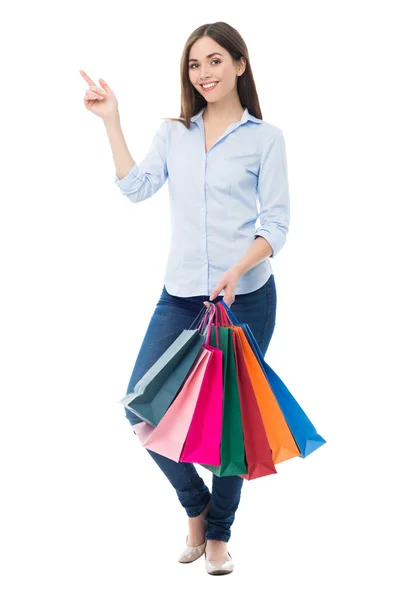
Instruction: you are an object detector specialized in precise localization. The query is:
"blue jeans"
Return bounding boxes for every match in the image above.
[124,275,277,542]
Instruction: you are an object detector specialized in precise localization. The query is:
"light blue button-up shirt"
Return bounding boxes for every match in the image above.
[114,106,290,297]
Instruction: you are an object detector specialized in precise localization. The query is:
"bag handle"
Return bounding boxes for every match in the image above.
[204,303,220,349]
[198,304,213,333]
[216,302,233,326]
[219,300,239,325]
[196,303,220,349]
[189,304,207,330]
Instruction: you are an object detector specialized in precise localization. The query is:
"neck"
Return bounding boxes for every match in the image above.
[203,96,244,123]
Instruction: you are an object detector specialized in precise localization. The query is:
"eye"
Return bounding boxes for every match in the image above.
[190,59,221,69]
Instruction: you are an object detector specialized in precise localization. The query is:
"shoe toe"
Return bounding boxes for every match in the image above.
[178,536,207,563]
[205,551,234,575]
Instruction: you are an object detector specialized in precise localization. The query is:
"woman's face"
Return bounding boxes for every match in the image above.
[188,36,245,104]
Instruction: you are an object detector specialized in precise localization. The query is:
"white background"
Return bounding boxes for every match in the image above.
[1,0,396,597]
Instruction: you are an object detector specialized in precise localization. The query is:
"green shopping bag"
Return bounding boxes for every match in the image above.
[200,326,247,477]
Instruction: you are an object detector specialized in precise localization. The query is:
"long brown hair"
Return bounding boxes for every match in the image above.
[163,22,263,128]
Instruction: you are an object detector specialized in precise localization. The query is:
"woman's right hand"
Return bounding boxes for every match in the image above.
[80,69,119,120]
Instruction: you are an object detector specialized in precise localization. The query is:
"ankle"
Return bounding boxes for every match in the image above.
[206,539,227,546]
[189,500,211,521]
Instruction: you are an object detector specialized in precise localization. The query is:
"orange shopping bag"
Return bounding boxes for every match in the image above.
[235,326,300,463]
[217,304,300,464]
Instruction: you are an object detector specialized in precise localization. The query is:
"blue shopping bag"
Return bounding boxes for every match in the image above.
[220,300,326,458]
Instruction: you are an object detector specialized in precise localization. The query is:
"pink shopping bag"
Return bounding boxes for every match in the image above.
[132,421,155,444]
[179,306,223,465]
[142,347,211,461]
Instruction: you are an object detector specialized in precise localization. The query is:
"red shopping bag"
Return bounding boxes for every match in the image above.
[232,329,277,480]
[218,303,300,464]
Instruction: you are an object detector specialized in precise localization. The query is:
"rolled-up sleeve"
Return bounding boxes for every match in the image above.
[255,129,290,258]
[114,120,168,203]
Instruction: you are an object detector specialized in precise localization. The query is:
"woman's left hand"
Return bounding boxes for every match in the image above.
[203,267,240,310]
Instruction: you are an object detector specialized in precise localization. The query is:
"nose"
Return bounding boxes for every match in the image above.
[199,69,211,82]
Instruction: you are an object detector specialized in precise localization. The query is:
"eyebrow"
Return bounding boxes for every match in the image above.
[188,52,223,62]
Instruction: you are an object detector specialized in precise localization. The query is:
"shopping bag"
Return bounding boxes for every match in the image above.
[120,326,206,427]
[259,361,326,457]
[132,421,155,444]
[219,300,327,458]
[217,303,301,464]
[231,328,277,480]
[142,305,219,461]
[179,307,223,465]
[200,325,247,477]
[142,349,211,461]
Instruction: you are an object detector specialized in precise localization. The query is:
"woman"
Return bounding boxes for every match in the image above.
[80,21,290,576]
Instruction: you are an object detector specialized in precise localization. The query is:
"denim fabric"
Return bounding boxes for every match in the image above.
[124,274,277,541]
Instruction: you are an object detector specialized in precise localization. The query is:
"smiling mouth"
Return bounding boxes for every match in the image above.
[200,82,219,90]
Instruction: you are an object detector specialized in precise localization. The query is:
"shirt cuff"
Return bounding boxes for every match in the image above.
[255,229,276,258]
[114,162,144,194]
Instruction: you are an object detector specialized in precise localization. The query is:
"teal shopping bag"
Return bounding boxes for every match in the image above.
[120,309,208,427]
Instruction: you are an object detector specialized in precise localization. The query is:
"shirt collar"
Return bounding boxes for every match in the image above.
[190,106,261,124]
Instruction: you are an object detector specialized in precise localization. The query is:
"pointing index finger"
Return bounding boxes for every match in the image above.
[79,69,97,87]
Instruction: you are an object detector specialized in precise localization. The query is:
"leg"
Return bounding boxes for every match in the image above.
[146,448,211,518]
[205,473,244,542]
[124,286,211,516]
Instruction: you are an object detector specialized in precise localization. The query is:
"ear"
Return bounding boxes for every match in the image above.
[238,56,247,76]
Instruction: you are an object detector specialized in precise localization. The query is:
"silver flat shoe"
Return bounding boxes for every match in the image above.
[178,535,207,563]
[205,550,234,575]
